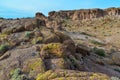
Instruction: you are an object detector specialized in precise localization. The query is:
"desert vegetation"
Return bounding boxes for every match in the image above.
[0,8,120,80]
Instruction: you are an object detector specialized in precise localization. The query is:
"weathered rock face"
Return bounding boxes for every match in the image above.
[34,7,120,29]
[48,7,120,20]
[35,12,46,28]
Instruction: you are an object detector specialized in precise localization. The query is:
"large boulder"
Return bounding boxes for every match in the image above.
[40,43,66,59]
[22,58,45,79]
[0,46,39,80]
[45,58,68,70]
[35,12,46,27]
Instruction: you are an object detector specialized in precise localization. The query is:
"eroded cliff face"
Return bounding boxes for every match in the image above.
[35,7,120,29]
[48,7,120,20]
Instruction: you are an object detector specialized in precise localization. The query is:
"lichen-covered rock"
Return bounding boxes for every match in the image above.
[40,43,65,58]
[31,37,43,44]
[0,46,39,80]
[36,70,110,80]
[22,58,45,79]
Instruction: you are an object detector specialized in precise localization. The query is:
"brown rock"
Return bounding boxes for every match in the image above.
[22,58,45,78]
[44,58,68,70]
[43,34,60,44]
[75,44,90,56]
[36,12,46,20]
[24,21,34,31]
[35,12,46,27]
[48,7,120,20]
[112,52,120,66]
[34,29,42,37]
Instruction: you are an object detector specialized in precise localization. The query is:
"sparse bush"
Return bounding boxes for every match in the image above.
[92,47,105,57]
[0,44,9,55]
[113,68,120,73]
[91,40,104,45]
[10,68,29,80]
[25,31,33,38]
[111,77,120,80]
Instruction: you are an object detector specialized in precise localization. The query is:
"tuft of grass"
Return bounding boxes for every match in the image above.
[91,40,104,46]
[92,47,106,57]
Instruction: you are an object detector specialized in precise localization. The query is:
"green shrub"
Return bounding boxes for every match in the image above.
[92,47,105,57]
[113,68,120,73]
[10,68,29,80]
[25,31,33,38]
[0,44,9,54]
[111,77,120,80]
[91,40,104,45]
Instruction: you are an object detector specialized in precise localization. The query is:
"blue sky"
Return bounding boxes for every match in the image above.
[0,0,120,18]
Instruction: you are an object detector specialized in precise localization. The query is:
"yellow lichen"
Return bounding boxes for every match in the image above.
[0,34,7,40]
[36,70,53,80]
[23,58,45,74]
[31,36,43,44]
[41,43,64,57]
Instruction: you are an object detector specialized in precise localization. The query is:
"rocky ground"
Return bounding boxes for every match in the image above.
[0,7,120,80]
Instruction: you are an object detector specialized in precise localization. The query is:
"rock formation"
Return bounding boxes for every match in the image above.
[48,7,120,20]
[0,7,120,80]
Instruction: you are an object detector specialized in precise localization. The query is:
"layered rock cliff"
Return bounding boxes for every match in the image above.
[34,7,120,29]
[48,7,120,20]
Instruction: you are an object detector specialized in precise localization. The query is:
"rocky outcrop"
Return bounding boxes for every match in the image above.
[35,12,46,27]
[0,7,120,80]
[47,7,120,20]
[34,7,120,29]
